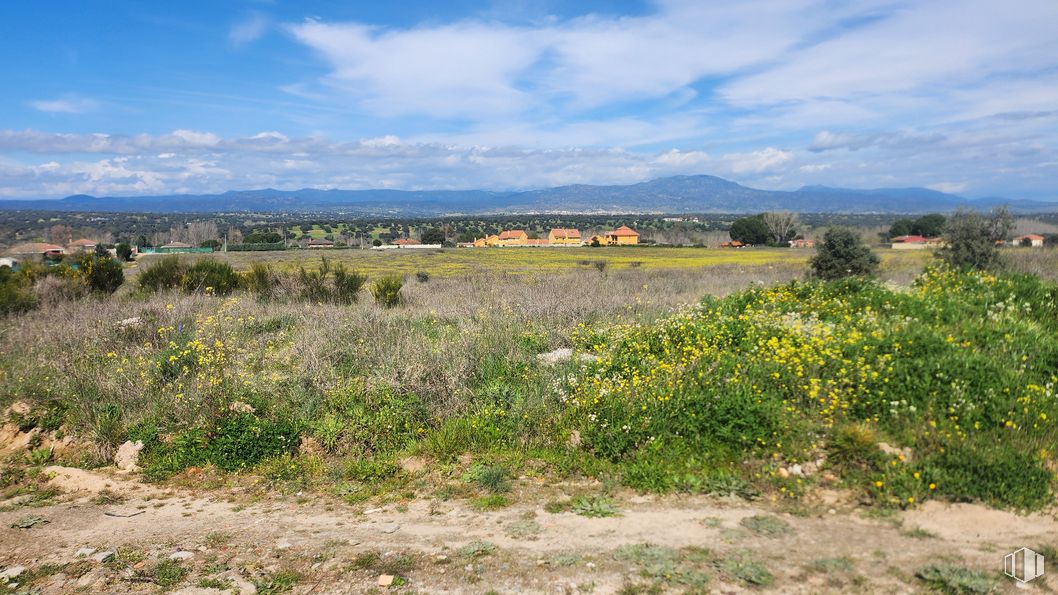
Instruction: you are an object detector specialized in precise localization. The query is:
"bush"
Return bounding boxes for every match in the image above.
[32,275,89,306]
[938,207,1013,270]
[180,259,239,295]
[809,227,879,280]
[1,278,38,315]
[372,275,404,308]
[115,243,134,262]
[78,253,125,293]
[138,256,188,292]
[242,263,279,299]
[415,271,430,283]
[294,258,366,304]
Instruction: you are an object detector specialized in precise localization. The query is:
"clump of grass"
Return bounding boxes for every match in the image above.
[915,564,997,594]
[739,514,791,537]
[571,495,620,518]
[152,559,188,589]
[254,569,301,594]
[472,494,509,510]
[463,464,510,494]
[504,518,541,540]
[717,551,773,586]
[458,541,497,558]
[808,557,854,574]
[613,543,711,588]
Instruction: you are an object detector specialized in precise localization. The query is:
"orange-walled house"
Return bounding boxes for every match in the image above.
[605,225,640,245]
[547,228,583,245]
[496,230,529,246]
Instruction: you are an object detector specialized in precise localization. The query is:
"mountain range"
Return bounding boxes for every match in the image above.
[0,175,1053,215]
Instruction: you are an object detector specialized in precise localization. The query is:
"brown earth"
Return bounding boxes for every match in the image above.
[1,464,1055,594]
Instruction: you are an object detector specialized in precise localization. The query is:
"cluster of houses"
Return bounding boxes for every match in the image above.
[889,233,1046,250]
[465,226,640,248]
[1,238,105,267]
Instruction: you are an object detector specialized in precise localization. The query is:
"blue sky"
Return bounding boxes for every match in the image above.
[1,0,1057,200]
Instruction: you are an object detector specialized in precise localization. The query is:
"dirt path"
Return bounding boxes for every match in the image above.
[1,467,1055,593]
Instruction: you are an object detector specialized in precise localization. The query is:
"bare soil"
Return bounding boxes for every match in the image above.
[1,465,1055,594]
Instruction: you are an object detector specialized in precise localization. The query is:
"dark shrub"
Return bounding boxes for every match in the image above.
[242,262,278,299]
[331,262,367,304]
[809,227,879,280]
[0,280,37,315]
[938,207,1013,270]
[415,271,430,283]
[115,243,134,262]
[207,414,300,471]
[180,259,238,295]
[729,214,770,245]
[79,253,125,293]
[138,256,188,292]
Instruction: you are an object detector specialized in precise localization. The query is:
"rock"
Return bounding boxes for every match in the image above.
[91,551,115,563]
[276,541,292,550]
[377,574,395,587]
[398,456,428,473]
[114,440,144,471]
[364,508,384,515]
[118,317,142,327]
[229,401,255,414]
[537,348,573,364]
[0,566,26,581]
[802,461,818,476]
[790,464,804,477]
[381,524,400,534]
[75,547,96,558]
[877,442,913,461]
[777,467,790,479]
[567,430,582,449]
[435,555,449,564]
[169,551,194,561]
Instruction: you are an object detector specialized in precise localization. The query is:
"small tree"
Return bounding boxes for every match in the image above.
[809,228,880,280]
[937,207,1013,270]
[115,243,134,262]
[912,213,946,237]
[420,228,445,245]
[729,214,770,245]
[762,211,800,245]
[181,259,239,295]
[888,218,915,238]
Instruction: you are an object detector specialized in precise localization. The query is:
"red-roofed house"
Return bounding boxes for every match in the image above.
[496,230,529,246]
[1013,234,1045,248]
[605,225,640,245]
[547,228,582,245]
[67,238,97,253]
[891,235,931,250]
[6,242,65,260]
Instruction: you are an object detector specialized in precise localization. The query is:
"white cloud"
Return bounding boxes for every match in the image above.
[229,12,271,47]
[927,182,969,194]
[29,97,98,114]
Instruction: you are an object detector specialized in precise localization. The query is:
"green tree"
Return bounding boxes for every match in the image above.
[937,207,1013,270]
[729,215,770,245]
[889,218,914,238]
[115,243,134,262]
[809,228,880,280]
[912,213,946,237]
[420,227,445,244]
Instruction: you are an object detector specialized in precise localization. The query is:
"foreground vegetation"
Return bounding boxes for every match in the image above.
[2,250,1055,512]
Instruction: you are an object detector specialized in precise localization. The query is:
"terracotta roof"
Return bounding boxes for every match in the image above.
[892,235,928,243]
[549,228,581,239]
[68,238,96,247]
[393,238,420,245]
[7,242,65,255]
[306,238,333,245]
[1015,234,1045,241]
[498,230,528,240]
[609,225,640,237]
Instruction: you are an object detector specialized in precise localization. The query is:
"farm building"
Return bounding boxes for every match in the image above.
[305,238,334,249]
[605,226,640,245]
[1012,234,1045,247]
[5,242,65,260]
[67,238,97,253]
[547,228,583,245]
[790,239,815,248]
[496,230,529,246]
[392,238,421,246]
[890,235,932,250]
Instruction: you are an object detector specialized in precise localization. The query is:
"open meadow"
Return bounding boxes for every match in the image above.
[1,246,1056,593]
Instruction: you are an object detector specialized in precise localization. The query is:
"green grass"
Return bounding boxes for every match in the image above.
[915,564,998,594]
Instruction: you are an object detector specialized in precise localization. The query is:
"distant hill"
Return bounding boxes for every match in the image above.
[0,175,1053,214]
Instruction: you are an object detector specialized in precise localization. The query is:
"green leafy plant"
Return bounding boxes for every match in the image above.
[372,275,404,308]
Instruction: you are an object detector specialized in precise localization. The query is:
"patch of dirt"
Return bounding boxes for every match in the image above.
[1,467,1055,593]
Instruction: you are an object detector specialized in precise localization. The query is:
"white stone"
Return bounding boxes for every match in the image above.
[75,547,96,558]
[114,440,144,471]
[377,574,395,586]
[90,551,114,563]
[0,566,26,581]
[169,551,194,561]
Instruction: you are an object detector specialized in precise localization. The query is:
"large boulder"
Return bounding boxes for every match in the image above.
[114,440,144,471]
